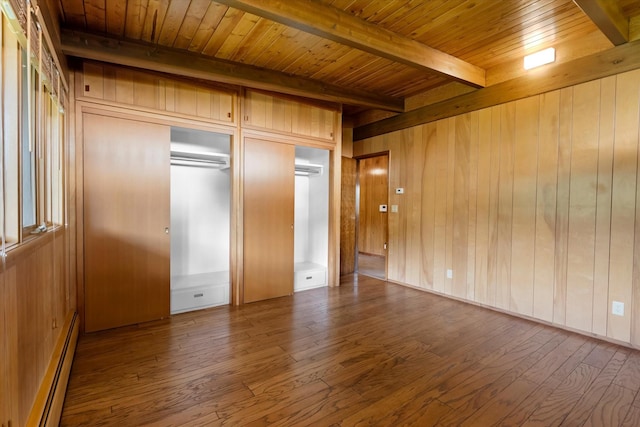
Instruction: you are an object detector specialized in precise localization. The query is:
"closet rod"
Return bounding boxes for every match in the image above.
[170,158,228,168]
[170,150,229,168]
[294,162,323,176]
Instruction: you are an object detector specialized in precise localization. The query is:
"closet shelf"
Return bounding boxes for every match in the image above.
[295,162,323,176]
[171,150,230,169]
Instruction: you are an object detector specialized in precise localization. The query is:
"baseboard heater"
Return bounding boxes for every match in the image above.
[26,311,79,427]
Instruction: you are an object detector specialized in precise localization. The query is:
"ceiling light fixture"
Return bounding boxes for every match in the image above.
[524,47,555,70]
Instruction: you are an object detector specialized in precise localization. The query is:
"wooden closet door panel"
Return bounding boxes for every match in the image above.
[244,138,295,303]
[83,113,170,332]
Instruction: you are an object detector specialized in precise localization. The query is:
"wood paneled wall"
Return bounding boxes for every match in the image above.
[1,231,74,426]
[80,62,235,124]
[243,90,336,141]
[354,68,640,347]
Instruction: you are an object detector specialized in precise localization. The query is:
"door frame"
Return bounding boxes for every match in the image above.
[354,151,389,280]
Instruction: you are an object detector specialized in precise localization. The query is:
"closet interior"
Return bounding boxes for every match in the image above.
[294,146,330,292]
[170,127,231,314]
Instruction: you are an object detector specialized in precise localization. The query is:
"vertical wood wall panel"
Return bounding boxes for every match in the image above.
[510,97,539,316]
[486,107,502,307]
[634,104,640,345]
[405,127,424,286]
[1,234,72,426]
[452,114,470,299]
[533,91,560,322]
[474,108,493,304]
[496,103,515,310]
[608,70,640,343]
[592,76,616,337]
[420,123,437,289]
[433,120,449,293]
[466,112,479,300]
[445,120,456,296]
[115,68,135,105]
[353,68,640,347]
[554,87,573,326]
[566,80,600,332]
[392,131,408,282]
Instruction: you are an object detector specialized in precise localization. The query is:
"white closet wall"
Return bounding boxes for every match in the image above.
[294,146,329,291]
[170,127,231,313]
[171,163,230,275]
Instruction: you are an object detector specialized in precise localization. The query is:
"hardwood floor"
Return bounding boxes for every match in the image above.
[61,275,640,426]
[357,253,385,279]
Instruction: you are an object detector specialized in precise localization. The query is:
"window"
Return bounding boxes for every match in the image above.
[21,48,36,230]
[1,10,20,246]
[1,4,67,251]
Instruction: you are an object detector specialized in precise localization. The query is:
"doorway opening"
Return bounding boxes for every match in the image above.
[170,127,231,314]
[356,154,388,280]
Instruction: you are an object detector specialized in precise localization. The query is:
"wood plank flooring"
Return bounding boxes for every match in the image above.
[61,275,640,426]
[357,253,385,279]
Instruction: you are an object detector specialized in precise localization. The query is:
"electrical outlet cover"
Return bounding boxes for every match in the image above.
[612,301,624,316]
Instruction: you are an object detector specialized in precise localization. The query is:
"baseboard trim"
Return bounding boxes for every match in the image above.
[27,311,79,427]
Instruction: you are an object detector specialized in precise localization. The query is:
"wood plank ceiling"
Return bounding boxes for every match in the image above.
[53,0,640,118]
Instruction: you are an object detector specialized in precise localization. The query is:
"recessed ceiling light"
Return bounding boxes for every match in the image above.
[524,47,556,70]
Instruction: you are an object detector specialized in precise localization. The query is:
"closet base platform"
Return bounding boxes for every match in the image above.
[171,271,230,314]
[294,262,327,292]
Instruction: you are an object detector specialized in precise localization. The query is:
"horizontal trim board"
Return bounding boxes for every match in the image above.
[354,38,640,140]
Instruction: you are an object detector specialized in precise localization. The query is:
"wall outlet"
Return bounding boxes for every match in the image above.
[446,269,453,279]
[612,301,624,316]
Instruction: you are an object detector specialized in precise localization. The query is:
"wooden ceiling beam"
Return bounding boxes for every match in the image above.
[60,30,405,112]
[573,0,629,45]
[354,38,640,140]
[213,0,486,88]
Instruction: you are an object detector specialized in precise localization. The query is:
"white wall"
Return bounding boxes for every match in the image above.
[294,176,310,262]
[170,127,231,278]
[294,147,329,267]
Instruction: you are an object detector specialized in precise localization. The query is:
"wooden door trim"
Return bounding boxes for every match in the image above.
[77,101,238,136]
[242,128,337,149]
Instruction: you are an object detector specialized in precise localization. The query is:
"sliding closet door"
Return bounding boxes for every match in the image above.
[244,138,295,303]
[83,113,170,332]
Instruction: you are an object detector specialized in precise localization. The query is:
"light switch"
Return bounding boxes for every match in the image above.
[391,205,398,213]
[379,204,388,212]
